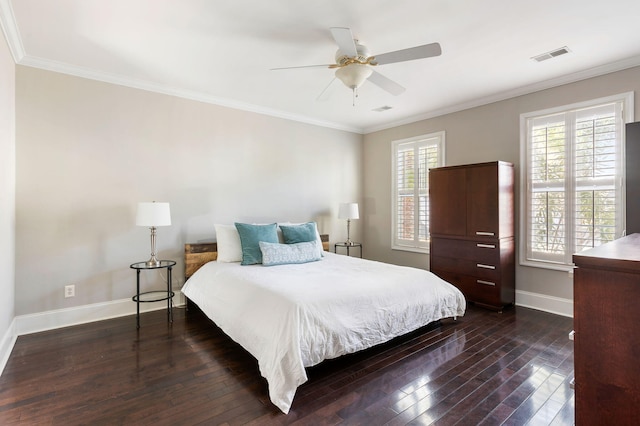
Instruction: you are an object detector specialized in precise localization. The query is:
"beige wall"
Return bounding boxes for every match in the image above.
[12,59,640,318]
[0,30,15,344]
[15,66,363,315]
[363,66,640,302]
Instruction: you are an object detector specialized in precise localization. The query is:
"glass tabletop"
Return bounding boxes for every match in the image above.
[130,260,176,269]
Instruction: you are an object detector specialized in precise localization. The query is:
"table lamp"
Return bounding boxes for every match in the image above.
[136,201,171,266]
[338,202,359,245]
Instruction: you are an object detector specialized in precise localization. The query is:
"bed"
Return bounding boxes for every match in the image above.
[181,224,466,414]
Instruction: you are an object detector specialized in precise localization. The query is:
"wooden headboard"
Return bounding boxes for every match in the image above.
[185,234,330,280]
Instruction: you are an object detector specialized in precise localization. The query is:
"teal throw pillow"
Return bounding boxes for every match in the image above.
[234,223,279,265]
[280,222,317,244]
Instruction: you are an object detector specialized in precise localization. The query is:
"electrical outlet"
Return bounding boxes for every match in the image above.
[64,284,75,298]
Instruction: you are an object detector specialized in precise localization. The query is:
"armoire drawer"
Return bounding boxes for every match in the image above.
[431,268,501,306]
[431,237,500,264]
[430,255,500,281]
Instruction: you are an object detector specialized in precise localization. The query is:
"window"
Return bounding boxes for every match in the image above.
[392,132,444,252]
[520,92,633,270]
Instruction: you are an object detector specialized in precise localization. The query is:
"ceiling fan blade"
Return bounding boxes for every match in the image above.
[330,27,358,57]
[373,42,442,65]
[367,70,406,96]
[316,78,338,102]
[270,64,333,71]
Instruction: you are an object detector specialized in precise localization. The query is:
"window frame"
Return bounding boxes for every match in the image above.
[519,92,634,271]
[391,131,445,253]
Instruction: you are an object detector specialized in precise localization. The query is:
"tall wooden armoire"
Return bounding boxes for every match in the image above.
[429,161,515,311]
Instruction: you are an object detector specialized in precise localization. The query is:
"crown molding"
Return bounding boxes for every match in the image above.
[364,54,640,134]
[19,49,640,136]
[5,0,640,136]
[18,54,364,134]
[0,0,25,62]
[5,1,362,134]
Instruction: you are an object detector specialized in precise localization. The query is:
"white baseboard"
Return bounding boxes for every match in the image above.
[515,290,573,318]
[0,293,185,376]
[0,317,17,376]
[15,292,186,336]
[0,289,568,376]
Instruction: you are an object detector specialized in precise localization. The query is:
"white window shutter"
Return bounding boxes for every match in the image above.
[392,132,444,253]
[521,93,632,270]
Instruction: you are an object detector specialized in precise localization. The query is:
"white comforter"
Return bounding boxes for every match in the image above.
[181,252,465,413]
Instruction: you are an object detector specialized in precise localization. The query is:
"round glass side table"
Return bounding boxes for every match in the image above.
[334,242,362,258]
[130,260,176,328]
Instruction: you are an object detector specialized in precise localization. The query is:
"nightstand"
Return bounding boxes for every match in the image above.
[334,242,362,258]
[130,260,176,328]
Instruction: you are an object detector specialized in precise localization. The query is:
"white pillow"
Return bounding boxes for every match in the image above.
[214,224,242,262]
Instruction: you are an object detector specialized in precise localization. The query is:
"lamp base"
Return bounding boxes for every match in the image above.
[145,226,161,267]
[145,256,161,267]
[344,219,356,246]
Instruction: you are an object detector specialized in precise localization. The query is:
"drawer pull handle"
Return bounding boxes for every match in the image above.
[477,263,496,270]
[476,243,496,249]
[569,330,575,341]
[476,231,495,236]
[570,378,575,389]
[477,280,496,286]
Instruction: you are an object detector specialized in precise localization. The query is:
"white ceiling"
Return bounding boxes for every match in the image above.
[3,0,640,134]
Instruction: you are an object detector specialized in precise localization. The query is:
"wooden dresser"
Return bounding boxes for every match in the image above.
[572,233,640,424]
[429,161,515,311]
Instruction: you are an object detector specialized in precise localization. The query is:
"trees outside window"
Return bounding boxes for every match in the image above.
[521,93,633,270]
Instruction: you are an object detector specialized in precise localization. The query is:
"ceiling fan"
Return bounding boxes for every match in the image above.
[271,27,442,102]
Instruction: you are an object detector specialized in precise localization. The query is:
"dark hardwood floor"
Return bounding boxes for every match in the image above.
[0,304,574,425]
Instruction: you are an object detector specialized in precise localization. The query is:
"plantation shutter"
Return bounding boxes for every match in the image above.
[392,133,444,252]
[525,100,624,267]
[573,104,622,253]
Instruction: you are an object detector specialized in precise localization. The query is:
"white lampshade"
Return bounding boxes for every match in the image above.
[338,203,360,220]
[136,202,171,227]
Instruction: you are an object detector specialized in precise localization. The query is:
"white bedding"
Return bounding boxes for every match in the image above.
[181,251,466,413]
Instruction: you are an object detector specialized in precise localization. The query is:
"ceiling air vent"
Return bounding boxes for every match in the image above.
[372,105,393,112]
[532,46,570,62]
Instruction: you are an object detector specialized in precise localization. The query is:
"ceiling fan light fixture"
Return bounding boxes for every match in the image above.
[335,64,373,89]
